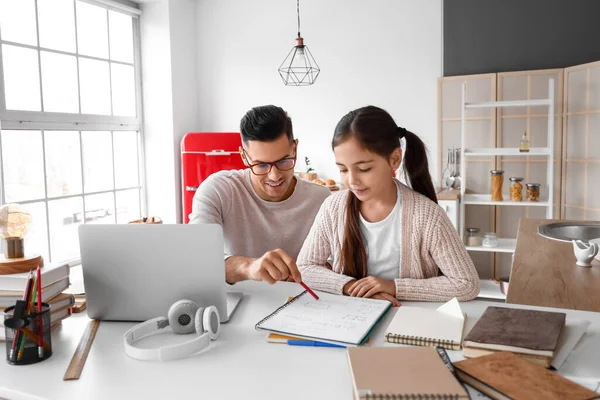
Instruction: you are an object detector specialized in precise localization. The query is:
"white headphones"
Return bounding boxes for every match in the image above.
[123,300,220,361]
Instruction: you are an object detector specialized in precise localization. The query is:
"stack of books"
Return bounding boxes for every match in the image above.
[0,262,73,340]
[462,306,566,368]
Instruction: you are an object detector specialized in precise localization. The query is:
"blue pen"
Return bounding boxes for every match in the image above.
[287,340,346,348]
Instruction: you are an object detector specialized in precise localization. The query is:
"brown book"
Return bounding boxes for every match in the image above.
[453,352,599,400]
[347,347,468,399]
[463,306,566,358]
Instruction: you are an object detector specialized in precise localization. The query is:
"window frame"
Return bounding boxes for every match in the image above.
[0,0,145,265]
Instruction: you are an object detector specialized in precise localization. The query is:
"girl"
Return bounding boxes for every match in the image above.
[297,106,479,304]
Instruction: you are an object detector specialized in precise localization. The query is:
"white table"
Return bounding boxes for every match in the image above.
[2,281,600,400]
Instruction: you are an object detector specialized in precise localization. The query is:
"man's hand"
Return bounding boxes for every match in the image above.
[248,249,302,284]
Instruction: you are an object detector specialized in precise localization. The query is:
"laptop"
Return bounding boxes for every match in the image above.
[78,224,242,322]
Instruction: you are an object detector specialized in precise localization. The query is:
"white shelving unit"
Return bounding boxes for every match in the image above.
[459,79,555,254]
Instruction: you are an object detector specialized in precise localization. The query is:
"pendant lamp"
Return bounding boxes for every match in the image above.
[278,0,320,86]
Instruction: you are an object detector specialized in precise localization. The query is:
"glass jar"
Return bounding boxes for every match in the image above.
[526,183,541,202]
[465,228,482,247]
[490,170,504,201]
[482,232,499,248]
[509,177,524,201]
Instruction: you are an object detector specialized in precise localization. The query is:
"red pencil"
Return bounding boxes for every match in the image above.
[300,281,319,300]
[36,265,43,357]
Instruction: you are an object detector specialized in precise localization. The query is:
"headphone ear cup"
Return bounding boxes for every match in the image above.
[194,307,205,335]
[202,306,220,341]
[168,300,198,334]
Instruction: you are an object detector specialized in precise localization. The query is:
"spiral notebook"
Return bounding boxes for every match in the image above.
[384,298,465,350]
[255,290,392,346]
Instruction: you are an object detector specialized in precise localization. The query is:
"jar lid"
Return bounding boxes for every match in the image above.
[490,170,504,175]
[509,177,524,182]
[526,183,541,187]
[466,228,480,233]
[483,232,497,238]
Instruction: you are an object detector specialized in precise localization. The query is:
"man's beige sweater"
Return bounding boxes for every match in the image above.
[297,182,480,301]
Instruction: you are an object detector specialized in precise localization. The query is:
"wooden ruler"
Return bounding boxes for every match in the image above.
[63,319,100,381]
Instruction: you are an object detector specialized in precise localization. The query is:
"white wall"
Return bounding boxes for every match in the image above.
[195,0,443,182]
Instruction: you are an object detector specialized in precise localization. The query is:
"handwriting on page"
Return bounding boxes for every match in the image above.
[261,292,389,344]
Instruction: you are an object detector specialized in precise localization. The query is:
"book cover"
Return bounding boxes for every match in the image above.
[348,347,468,399]
[453,352,599,400]
[463,306,566,357]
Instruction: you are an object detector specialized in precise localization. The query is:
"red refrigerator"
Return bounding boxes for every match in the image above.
[181,132,246,223]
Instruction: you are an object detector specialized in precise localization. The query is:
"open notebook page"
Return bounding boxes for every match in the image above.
[255,291,391,346]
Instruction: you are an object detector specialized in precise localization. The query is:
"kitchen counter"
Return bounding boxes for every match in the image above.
[507,218,600,312]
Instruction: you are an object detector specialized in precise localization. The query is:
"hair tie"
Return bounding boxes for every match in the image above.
[397,126,407,139]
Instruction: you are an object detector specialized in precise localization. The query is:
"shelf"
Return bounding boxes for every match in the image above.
[465,99,552,109]
[466,238,516,253]
[464,148,551,157]
[463,194,550,207]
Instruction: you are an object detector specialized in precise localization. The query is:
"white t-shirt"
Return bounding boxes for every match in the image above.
[359,183,402,281]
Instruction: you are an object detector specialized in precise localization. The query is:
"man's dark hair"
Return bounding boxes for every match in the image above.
[239,105,294,144]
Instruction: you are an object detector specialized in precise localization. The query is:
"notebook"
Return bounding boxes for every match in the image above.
[347,347,468,400]
[0,276,70,308]
[463,306,566,359]
[255,290,391,346]
[384,297,465,350]
[453,352,599,400]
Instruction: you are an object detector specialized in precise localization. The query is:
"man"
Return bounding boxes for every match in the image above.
[189,105,331,284]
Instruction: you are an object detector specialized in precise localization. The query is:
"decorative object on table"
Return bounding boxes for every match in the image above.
[453,352,597,400]
[127,216,162,224]
[526,183,541,202]
[490,170,504,201]
[64,319,100,380]
[384,298,465,351]
[572,240,599,268]
[0,204,43,275]
[519,130,530,152]
[462,306,566,368]
[482,232,499,248]
[591,238,600,261]
[298,156,317,181]
[347,347,468,400]
[278,0,320,86]
[509,177,524,201]
[465,228,482,247]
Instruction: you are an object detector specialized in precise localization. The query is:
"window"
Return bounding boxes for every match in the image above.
[0,0,143,264]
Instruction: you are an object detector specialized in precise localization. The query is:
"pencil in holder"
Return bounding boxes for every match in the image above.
[4,302,52,365]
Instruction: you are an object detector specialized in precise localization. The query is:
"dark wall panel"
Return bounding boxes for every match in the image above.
[444,0,600,76]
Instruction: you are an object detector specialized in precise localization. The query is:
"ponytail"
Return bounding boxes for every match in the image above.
[339,192,368,280]
[398,127,437,204]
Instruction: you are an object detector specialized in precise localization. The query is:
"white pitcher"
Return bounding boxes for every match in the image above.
[572,240,599,267]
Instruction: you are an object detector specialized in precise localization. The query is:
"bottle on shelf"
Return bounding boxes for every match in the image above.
[509,177,524,201]
[490,170,504,201]
[519,131,530,152]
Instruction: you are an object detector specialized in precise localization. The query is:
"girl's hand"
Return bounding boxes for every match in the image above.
[350,276,396,298]
[371,292,401,307]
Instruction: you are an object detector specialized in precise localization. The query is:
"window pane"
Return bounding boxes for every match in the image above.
[79,58,111,115]
[109,10,134,63]
[38,0,76,52]
[48,197,83,261]
[76,1,108,59]
[111,63,136,116]
[0,0,37,46]
[22,202,49,262]
[84,193,115,224]
[116,189,140,224]
[82,131,113,192]
[1,130,45,202]
[2,45,41,111]
[113,131,139,188]
[44,131,83,198]
[41,52,79,113]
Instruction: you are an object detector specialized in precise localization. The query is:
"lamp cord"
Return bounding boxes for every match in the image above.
[297,0,301,37]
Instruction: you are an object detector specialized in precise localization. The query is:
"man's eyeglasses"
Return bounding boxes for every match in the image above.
[241,148,297,176]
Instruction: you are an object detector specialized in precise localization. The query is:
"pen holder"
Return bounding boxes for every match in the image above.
[4,302,52,365]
